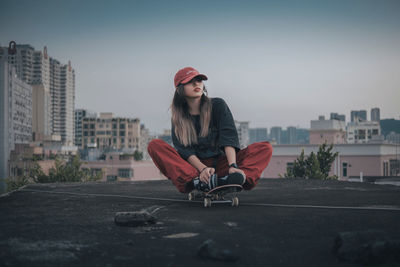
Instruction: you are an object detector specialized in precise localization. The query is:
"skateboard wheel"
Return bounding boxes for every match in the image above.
[188,192,195,201]
[204,198,211,207]
[232,197,239,207]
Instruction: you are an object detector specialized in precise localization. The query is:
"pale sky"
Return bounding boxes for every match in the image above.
[1,0,400,134]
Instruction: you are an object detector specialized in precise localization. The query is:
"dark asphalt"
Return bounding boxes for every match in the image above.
[1,178,400,267]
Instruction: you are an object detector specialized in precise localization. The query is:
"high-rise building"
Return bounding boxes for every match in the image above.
[49,58,75,145]
[287,126,297,144]
[32,46,51,138]
[371,108,380,122]
[249,128,268,144]
[351,110,367,122]
[0,60,32,186]
[330,112,346,122]
[60,61,75,146]
[1,41,75,145]
[75,109,97,148]
[270,127,282,144]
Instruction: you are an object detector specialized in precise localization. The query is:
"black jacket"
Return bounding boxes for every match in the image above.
[172,97,240,160]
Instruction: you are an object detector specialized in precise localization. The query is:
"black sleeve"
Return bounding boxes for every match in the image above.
[171,123,196,161]
[214,98,240,152]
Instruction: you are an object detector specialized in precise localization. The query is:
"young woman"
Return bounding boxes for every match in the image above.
[148,67,273,193]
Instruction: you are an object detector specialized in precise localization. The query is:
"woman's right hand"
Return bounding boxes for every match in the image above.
[199,167,215,183]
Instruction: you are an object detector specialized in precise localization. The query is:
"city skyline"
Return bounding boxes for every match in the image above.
[1,0,400,134]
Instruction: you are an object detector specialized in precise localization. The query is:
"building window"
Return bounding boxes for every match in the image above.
[90,124,95,129]
[107,175,117,182]
[342,162,348,177]
[383,162,389,176]
[120,131,125,136]
[84,131,88,136]
[84,124,88,129]
[120,124,125,129]
[118,168,133,178]
[113,124,117,129]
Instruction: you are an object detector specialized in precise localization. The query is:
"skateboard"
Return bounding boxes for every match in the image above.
[188,184,243,207]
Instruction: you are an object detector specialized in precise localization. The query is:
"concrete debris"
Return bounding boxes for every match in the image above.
[332,230,400,264]
[163,233,199,239]
[114,211,156,227]
[198,239,239,262]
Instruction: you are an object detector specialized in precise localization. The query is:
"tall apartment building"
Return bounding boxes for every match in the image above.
[50,58,75,145]
[81,113,141,151]
[1,41,75,145]
[371,108,380,122]
[32,46,51,138]
[60,61,75,146]
[0,60,32,186]
[75,109,97,148]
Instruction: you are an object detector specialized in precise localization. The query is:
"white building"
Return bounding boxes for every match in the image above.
[0,60,32,187]
[346,121,381,144]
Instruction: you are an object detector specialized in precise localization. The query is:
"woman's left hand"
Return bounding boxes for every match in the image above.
[228,167,246,179]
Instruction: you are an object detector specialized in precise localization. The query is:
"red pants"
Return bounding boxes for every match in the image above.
[148,139,273,193]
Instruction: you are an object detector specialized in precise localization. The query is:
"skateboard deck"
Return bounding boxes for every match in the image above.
[188,184,243,207]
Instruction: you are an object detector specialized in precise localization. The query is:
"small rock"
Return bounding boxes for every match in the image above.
[198,239,239,262]
[114,211,156,227]
[332,230,400,264]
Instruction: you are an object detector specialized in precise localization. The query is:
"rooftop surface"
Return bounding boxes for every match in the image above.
[1,178,400,266]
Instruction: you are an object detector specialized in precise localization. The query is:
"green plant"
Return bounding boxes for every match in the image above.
[285,143,338,180]
[5,175,32,192]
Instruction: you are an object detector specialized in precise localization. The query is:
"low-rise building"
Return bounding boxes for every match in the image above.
[82,152,165,181]
[309,116,346,145]
[262,143,400,179]
[81,113,140,151]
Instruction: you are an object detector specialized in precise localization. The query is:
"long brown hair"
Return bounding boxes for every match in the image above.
[171,85,212,147]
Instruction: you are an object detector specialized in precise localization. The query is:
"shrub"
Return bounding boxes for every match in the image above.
[285,143,338,180]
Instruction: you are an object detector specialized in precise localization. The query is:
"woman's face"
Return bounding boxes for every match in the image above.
[182,76,204,99]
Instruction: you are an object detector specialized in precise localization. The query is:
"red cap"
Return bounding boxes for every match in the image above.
[174,67,208,88]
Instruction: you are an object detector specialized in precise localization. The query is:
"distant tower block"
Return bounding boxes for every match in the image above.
[371,108,380,122]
